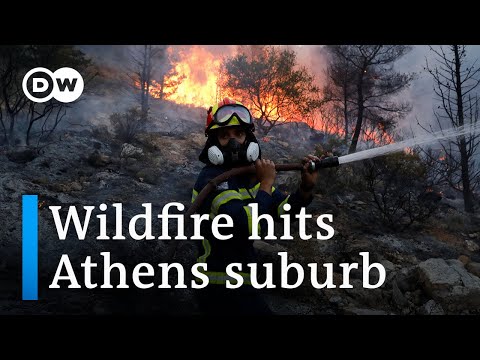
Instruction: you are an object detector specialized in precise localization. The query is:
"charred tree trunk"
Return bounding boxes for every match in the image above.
[0,113,6,145]
[460,138,474,212]
[140,45,148,121]
[349,73,365,154]
[8,113,15,146]
[142,45,151,120]
[159,74,165,100]
[453,45,474,213]
[424,45,480,214]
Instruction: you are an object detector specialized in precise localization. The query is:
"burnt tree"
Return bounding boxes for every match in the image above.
[423,45,480,213]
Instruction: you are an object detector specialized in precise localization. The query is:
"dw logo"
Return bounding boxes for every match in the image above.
[22,67,84,103]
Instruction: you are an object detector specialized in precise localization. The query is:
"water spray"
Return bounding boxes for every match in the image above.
[187,123,479,217]
[338,123,478,165]
[310,122,480,170]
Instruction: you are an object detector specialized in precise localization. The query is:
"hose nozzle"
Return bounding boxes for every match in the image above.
[309,156,339,172]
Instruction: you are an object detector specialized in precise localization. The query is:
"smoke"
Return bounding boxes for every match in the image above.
[393,46,434,135]
[77,45,132,67]
[73,45,153,129]
[73,45,480,143]
[194,45,236,58]
[289,45,328,85]
[396,45,480,136]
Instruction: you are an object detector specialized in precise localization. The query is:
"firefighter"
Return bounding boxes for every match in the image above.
[193,97,319,315]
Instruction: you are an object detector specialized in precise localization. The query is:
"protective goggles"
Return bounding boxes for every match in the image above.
[212,104,253,127]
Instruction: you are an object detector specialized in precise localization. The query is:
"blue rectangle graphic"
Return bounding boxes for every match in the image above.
[22,195,38,300]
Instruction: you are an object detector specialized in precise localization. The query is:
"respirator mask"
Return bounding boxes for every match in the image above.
[207,137,260,167]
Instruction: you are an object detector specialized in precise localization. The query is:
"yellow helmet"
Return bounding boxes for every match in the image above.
[205,97,254,135]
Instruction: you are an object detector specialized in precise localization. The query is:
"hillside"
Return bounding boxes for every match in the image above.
[1,103,480,315]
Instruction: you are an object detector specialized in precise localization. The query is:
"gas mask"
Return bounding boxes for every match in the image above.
[207,138,260,166]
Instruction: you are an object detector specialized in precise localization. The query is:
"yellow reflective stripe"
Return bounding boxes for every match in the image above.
[203,271,252,285]
[278,195,290,217]
[243,205,260,236]
[211,190,242,215]
[197,239,211,263]
[191,189,198,204]
[251,183,261,197]
[238,188,250,199]
[251,183,261,198]
[238,183,262,199]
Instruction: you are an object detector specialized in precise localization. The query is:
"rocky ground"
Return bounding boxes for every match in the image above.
[1,113,480,316]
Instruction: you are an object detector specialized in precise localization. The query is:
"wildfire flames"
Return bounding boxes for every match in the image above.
[149,46,222,108]
[141,46,394,146]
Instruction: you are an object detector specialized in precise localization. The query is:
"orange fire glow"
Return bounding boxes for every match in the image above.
[306,113,394,146]
[139,45,394,146]
[150,46,222,108]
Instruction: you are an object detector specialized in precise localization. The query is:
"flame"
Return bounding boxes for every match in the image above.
[149,46,222,108]
[137,45,395,146]
[404,147,415,155]
[363,126,395,146]
[307,113,394,146]
[147,80,163,99]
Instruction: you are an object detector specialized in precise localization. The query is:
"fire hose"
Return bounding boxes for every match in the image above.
[166,156,339,260]
[185,156,339,217]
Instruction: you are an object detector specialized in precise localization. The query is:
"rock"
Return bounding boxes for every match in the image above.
[263,295,316,315]
[465,240,479,252]
[466,262,480,278]
[327,295,345,306]
[381,259,396,272]
[392,281,410,309]
[121,143,144,159]
[419,300,444,315]
[458,255,471,265]
[418,258,480,313]
[70,181,83,192]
